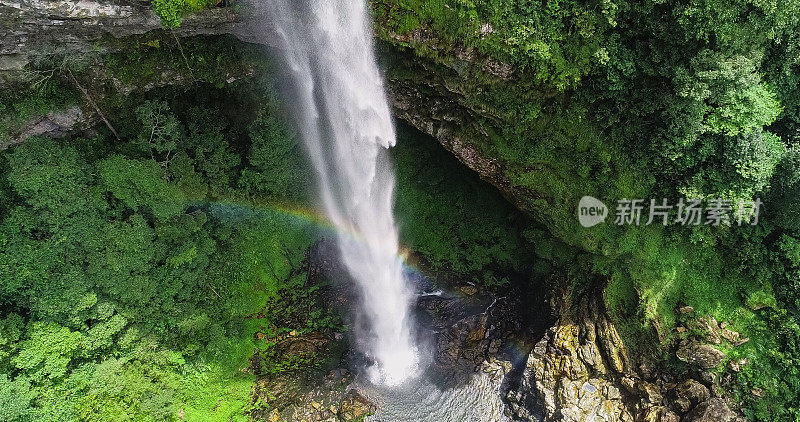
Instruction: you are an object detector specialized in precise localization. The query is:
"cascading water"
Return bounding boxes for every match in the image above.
[263,1,419,385]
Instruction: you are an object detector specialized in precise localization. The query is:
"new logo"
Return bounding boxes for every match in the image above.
[578,196,608,228]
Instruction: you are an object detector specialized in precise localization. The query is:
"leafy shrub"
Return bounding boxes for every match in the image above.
[151,0,212,29]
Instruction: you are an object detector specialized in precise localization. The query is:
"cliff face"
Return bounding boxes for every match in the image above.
[384,43,525,211]
[0,0,243,78]
[375,31,585,246]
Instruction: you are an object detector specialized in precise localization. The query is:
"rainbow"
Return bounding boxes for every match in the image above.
[186,196,429,279]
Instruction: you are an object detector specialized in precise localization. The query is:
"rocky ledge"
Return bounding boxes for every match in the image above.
[0,0,242,59]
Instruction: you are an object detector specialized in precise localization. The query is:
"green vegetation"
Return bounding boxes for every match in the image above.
[378,0,800,419]
[151,0,213,29]
[393,123,573,287]
[0,57,326,419]
[3,1,800,419]
[372,0,611,89]
[0,75,80,148]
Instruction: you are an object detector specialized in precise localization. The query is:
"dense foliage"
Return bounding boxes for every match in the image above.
[377,0,800,419]
[0,50,324,418]
[393,123,538,286]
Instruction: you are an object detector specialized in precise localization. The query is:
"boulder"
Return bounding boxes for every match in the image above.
[337,390,376,421]
[641,406,680,422]
[676,343,725,369]
[674,379,710,405]
[684,398,734,422]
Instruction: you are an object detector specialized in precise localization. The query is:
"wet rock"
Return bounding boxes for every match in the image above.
[434,313,489,367]
[674,397,692,413]
[459,285,478,296]
[251,366,356,422]
[427,290,519,371]
[277,331,328,362]
[684,398,734,422]
[337,390,376,421]
[481,356,512,383]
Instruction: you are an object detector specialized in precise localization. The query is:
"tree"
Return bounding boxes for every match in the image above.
[97,155,185,221]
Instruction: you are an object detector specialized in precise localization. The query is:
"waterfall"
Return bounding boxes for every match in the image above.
[263,1,419,385]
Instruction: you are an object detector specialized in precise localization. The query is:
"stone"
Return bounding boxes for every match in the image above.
[0,53,28,71]
[642,406,680,422]
[467,326,485,342]
[719,328,741,343]
[459,285,478,295]
[4,106,90,150]
[508,297,634,422]
[674,397,692,413]
[337,391,376,421]
[684,398,734,422]
[0,0,249,59]
[641,382,663,404]
[676,343,725,369]
[674,379,711,405]
[621,376,638,394]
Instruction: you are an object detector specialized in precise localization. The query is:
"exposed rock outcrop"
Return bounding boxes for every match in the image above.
[384,50,532,217]
[0,0,243,59]
[684,398,735,422]
[251,368,374,422]
[1,106,94,150]
[503,292,746,422]
[505,295,635,421]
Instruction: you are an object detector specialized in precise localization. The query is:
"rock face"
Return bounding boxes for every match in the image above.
[2,106,92,150]
[684,398,735,422]
[385,50,534,218]
[337,390,376,421]
[676,343,726,370]
[251,368,375,422]
[503,293,744,422]
[506,296,635,421]
[0,0,244,60]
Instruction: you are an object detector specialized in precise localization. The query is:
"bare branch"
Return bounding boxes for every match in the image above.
[64,65,121,142]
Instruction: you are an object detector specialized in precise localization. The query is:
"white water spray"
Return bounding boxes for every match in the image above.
[264,1,419,385]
